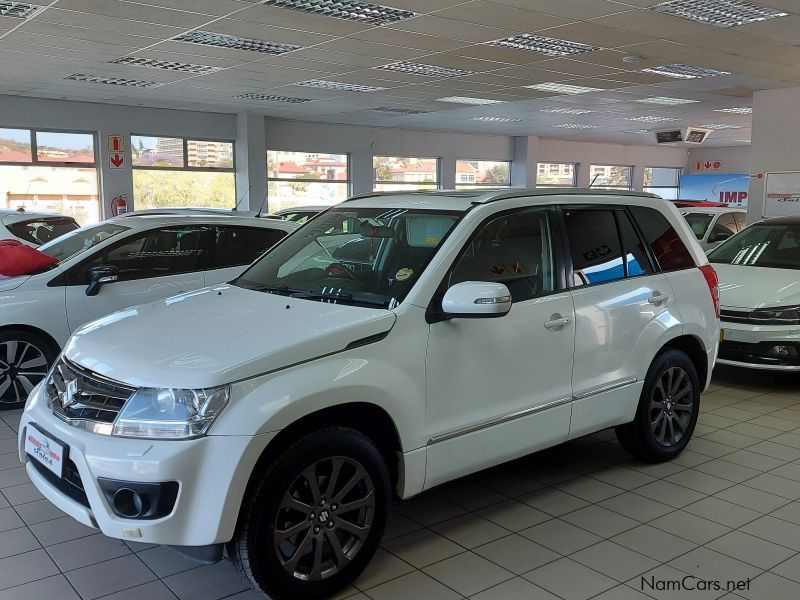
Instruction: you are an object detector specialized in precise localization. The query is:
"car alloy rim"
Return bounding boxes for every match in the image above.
[649,366,694,447]
[273,456,375,581]
[0,341,49,405]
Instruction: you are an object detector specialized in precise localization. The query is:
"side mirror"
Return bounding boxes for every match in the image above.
[710,231,733,243]
[86,265,119,297]
[441,281,512,319]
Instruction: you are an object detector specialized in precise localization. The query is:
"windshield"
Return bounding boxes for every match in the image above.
[708,223,800,270]
[682,213,713,240]
[38,223,129,262]
[235,207,462,308]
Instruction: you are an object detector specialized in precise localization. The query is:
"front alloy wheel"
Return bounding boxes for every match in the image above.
[0,333,54,409]
[649,366,695,447]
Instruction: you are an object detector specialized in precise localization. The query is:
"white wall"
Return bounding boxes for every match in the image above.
[686,146,750,174]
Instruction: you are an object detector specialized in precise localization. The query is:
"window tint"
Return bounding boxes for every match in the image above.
[69,225,214,284]
[564,209,625,286]
[710,213,738,243]
[708,223,800,270]
[6,217,79,245]
[212,226,286,269]
[449,210,554,302]
[733,212,747,230]
[629,206,696,272]
[618,211,653,277]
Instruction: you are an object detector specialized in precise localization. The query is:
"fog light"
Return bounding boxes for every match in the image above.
[768,345,797,357]
[98,478,179,520]
[113,488,146,518]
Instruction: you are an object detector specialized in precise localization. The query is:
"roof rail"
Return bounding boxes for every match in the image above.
[341,187,661,204]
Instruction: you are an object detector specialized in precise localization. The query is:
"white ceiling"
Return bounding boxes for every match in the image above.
[1,0,797,145]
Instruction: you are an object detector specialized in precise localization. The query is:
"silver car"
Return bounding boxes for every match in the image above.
[681,207,748,252]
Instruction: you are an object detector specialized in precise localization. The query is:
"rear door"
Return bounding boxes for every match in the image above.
[205,225,288,285]
[562,206,677,438]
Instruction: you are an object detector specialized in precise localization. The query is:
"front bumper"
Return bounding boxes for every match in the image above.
[18,384,277,546]
[718,317,800,371]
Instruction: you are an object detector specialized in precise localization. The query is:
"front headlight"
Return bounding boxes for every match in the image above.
[113,385,230,440]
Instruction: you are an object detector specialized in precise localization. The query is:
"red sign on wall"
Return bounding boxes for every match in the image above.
[695,160,722,171]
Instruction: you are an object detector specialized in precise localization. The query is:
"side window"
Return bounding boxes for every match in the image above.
[449,210,555,302]
[68,226,214,284]
[617,210,654,277]
[711,213,738,241]
[213,226,286,269]
[563,209,625,286]
[733,212,747,231]
[629,206,696,272]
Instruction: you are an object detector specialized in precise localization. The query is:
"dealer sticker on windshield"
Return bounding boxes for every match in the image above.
[25,425,65,478]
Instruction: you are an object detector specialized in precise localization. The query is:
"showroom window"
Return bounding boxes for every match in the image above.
[536,162,577,187]
[644,167,681,200]
[373,156,440,191]
[455,160,511,188]
[589,164,633,190]
[0,127,99,225]
[267,150,350,213]
[131,135,236,211]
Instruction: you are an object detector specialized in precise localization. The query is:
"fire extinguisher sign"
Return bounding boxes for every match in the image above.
[108,134,125,169]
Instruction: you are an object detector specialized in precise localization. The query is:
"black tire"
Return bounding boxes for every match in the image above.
[229,427,391,600]
[0,329,58,410]
[616,349,700,462]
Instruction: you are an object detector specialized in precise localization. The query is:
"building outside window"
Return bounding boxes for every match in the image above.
[455,160,511,188]
[132,135,236,210]
[267,151,349,213]
[536,163,577,187]
[0,127,100,225]
[644,167,681,200]
[589,165,633,190]
[373,156,440,191]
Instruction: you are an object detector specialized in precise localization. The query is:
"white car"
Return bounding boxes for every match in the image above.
[710,216,800,370]
[1,213,296,407]
[18,189,718,599]
[680,207,748,252]
[0,209,79,246]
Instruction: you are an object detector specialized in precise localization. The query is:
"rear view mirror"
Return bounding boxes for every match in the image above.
[357,222,395,239]
[441,281,512,319]
[86,264,119,297]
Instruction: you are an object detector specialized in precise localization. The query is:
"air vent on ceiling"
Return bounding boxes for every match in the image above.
[375,61,474,78]
[554,123,599,129]
[489,34,601,56]
[470,116,523,122]
[640,63,730,79]
[235,93,314,103]
[651,0,788,28]
[64,73,164,88]
[110,56,223,75]
[685,126,713,144]
[295,79,385,92]
[435,96,506,105]
[655,130,683,143]
[542,108,594,114]
[0,1,43,19]
[636,96,700,105]
[699,123,742,129]
[627,115,677,123]
[262,0,417,26]
[714,106,752,114]
[370,107,429,114]
[175,31,302,54]
[624,130,652,135]
[525,82,601,94]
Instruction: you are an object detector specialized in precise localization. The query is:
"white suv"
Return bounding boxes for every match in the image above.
[18,189,719,600]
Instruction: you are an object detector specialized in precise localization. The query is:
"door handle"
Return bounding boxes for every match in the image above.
[544,314,572,331]
[648,292,670,306]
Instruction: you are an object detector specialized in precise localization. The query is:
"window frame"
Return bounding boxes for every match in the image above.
[0,126,98,167]
[266,149,351,193]
[536,162,578,188]
[208,224,288,271]
[131,134,235,173]
[588,164,634,191]
[643,166,682,199]
[372,154,441,191]
[455,158,512,188]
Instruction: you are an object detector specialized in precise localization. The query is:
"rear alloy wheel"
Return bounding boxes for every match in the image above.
[230,427,390,600]
[616,349,700,462]
[0,331,56,410]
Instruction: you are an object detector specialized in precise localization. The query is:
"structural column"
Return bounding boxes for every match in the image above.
[235,113,268,213]
[511,136,539,188]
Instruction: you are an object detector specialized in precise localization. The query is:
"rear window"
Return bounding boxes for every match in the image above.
[6,217,79,245]
[630,206,696,272]
[682,213,713,240]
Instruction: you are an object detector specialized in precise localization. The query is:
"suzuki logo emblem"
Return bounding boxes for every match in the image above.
[60,378,79,409]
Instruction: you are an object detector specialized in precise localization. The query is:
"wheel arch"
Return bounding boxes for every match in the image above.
[0,324,60,355]
[660,334,709,389]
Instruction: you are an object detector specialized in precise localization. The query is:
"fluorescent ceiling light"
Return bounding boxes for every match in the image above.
[623,129,652,134]
[554,123,599,129]
[715,106,752,114]
[375,61,474,78]
[652,0,788,28]
[699,123,743,129]
[175,31,301,54]
[542,107,594,114]
[489,34,601,56]
[626,115,677,122]
[0,1,42,18]
[436,96,506,105]
[470,116,523,122]
[296,79,385,92]
[636,96,700,105]
[64,73,164,88]
[235,93,314,102]
[262,0,416,26]
[110,56,223,75]
[640,63,730,79]
[525,82,601,94]
[370,107,429,114]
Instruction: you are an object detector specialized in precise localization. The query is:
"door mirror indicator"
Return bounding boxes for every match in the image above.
[441,281,512,319]
[86,265,119,297]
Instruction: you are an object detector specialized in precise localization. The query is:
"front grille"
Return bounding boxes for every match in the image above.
[46,358,137,425]
[721,308,800,326]
[720,309,752,324]
[719,340,800,366]
[30,456,89,508]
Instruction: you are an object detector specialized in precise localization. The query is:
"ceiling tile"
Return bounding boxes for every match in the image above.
[535,22,652,49]
[431,1,570,32]
[488,0,634,20]
[389,16,516,43]
[350,27,469,51]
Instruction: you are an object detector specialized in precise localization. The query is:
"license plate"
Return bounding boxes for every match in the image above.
[720,329,725,342]
[25,425,66,478]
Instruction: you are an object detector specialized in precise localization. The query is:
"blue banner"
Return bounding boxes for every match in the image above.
[679,173,749,206]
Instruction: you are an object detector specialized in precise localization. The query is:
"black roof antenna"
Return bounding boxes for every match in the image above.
[233,184,252,213]
[255,187,269,218]
[588,174,600,188]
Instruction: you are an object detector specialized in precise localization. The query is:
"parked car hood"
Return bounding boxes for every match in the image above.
[64,284,396,389]
[0,275,30,291]
[713,263,800,309]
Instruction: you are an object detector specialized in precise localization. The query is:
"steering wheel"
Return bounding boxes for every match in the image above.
[325,262,357,280]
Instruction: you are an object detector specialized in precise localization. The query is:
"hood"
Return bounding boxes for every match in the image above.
[64,285,396,389]
[713,263,800,309]
[0,275,30,291]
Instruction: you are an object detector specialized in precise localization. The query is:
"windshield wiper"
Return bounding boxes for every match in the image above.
[246,283,307,296]
[289,290,389,307]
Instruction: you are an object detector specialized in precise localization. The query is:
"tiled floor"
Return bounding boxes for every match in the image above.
[2,366,800,599]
